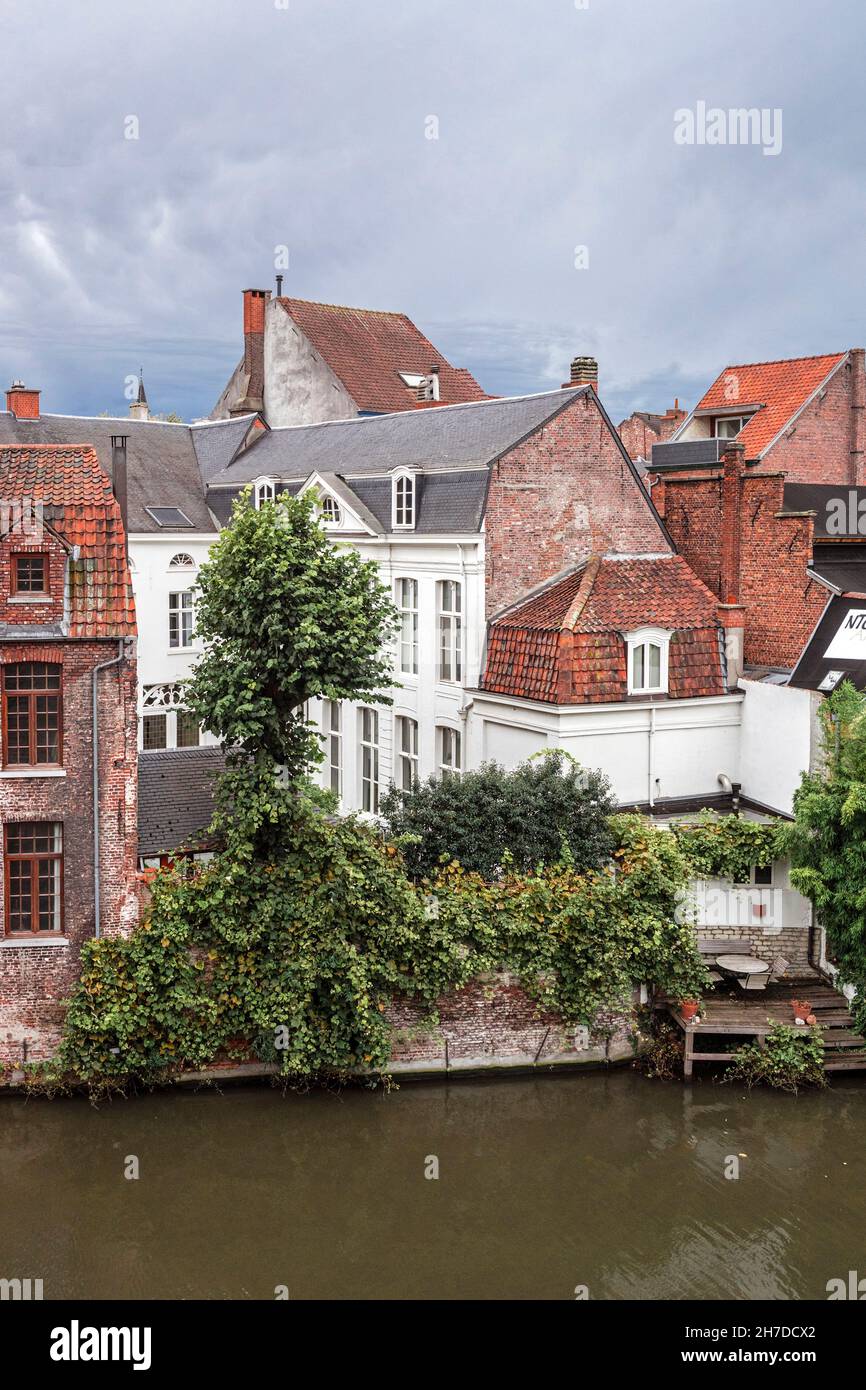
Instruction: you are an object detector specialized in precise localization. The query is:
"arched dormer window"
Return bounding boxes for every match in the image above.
[169,553,196,569]
[626,627,670,695]
[254,478,276,509]
[320,495,342,526]
[393,472,416,529]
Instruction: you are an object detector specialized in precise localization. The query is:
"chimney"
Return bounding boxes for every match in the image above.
[563,355,598,391]
[851,347,865,485]
[231,288,269,417]
[275,273,284,296]
[128,368,149,422]
[6,381,40,419]
[111,435,129,554]
[719,440,746,684]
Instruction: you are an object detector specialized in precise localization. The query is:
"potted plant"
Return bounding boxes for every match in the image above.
[679,999,701,1022]
[791,998,812,1024]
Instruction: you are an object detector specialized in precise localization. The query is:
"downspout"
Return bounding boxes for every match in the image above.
[92,640,126,938]
[647,704,656,809]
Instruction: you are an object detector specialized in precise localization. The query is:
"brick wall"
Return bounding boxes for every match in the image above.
[656,472,828,668]
[484,392,670,617]
[618,408,684,462]
[0,529,66,629]
[0,640,138,1062]
[385,972,636,1070]
[762,354,863,484]
[697,927,810,968]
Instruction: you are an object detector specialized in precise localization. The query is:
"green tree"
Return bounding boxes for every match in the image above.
[781,682,866,1030]
[380,751,617,878]
[184,489,397,810]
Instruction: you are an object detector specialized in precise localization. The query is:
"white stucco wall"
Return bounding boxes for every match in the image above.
[737,677,819,815]
[264,303,358,427]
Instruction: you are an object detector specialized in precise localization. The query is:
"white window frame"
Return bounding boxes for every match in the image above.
[437,579,462,682]
[322,699,342,796]
[395,577,419,676]
[140,682,200,750]
[626,626,670,695]
[714,415,748,439]
[320,495,342,526]
[392,472,416,530]
[438,726,462,779]
[168,590,195,649]
[395,715,419,790]
[254,477,276,508]
[359,707,379,813]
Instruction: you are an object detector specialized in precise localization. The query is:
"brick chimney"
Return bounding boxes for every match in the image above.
[851,347,865,485]
[231,288,269,416]
[718,439,746,684]
[563,355,598,391]
[6,381,40,418]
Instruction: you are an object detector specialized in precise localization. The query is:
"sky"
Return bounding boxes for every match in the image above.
[1,0,864,425]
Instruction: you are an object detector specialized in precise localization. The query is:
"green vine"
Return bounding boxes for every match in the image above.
[723,1023,826,1092]
[672,811,782,881]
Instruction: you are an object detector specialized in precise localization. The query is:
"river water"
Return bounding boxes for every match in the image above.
[1,1071,862,1300]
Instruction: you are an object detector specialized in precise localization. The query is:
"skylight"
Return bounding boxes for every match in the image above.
[145,506,194,528]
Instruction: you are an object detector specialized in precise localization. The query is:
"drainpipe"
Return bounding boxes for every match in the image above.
[647,704,656,809]
[92,640,126,938]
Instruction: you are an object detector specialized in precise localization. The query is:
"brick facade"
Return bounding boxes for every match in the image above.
[484,390,670,619]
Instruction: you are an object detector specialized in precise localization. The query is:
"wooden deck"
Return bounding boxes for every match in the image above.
[665,974,866,1079]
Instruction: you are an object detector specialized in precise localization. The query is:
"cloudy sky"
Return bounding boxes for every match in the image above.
[1,0,864,424]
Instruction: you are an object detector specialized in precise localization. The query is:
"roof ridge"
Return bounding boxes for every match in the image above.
[261,385,587,436]
[279,297,411,320]
[713,351,846,372]
[562,553,603,631]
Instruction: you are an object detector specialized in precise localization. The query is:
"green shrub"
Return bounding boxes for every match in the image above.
[380,750,617,879]
[724,1023,826,1092]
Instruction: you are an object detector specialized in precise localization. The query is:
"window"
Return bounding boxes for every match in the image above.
[626,628,670,695]
[437,580,462,682]
[254,478,276,508]
[438,726,461,779]
[396,578,419,675]
[169,591,195,649]
[175,710,200,748]
[359,707,379,813]
[393,473,416,529]
[2,663,62,766]
[753,864,773,886]
[169,553,196,570]
[12,554,48,595]
[4,822,63,936]
[320,496,342,526]
[396,716,419,790]
[322,700,342,796]
[714,416,748,439]
[142,713,168,750]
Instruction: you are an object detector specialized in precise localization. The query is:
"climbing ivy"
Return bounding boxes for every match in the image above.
[671,810,782,881]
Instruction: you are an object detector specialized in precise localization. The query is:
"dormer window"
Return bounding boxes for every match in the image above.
[254,478,276,508]
[393,472,416,529]
[626,627,670,695]
[320,495,342,526]
[714,416,749,439]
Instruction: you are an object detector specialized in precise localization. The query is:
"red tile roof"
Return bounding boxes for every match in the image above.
[0,445,136,637]
[695,353,846,459]
[482,555,725,704]
[277,298,488,413]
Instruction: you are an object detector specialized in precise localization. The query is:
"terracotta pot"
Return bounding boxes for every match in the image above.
[791,999,812,1022]
[805,1013,818,1026]
[679,1000,700,1021]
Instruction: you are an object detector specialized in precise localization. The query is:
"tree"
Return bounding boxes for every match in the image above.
[185,489,397,780]
[781,682,866,1030]
[380,751,617,879]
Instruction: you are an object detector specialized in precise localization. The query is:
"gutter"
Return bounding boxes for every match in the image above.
[92,640,126,938]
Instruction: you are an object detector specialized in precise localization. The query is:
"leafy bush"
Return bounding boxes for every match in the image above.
[724,1023,826,1092]
[672,810,782,881]
[380,751,617,879]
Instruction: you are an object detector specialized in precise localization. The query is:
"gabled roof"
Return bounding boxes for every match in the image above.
[275,298,487,413]
[0,444,136,637]
[692,353,847,459]
[0,412,258,533]
[210,387,588,485]
[482,554,724,704]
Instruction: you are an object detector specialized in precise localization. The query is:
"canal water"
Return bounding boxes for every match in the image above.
[1,1071,862,1300]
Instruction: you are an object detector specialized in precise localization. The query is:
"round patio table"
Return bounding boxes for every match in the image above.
[715,954,770,979]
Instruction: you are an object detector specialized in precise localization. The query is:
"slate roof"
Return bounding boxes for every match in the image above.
[0,411,257,533]
[275,298,487,413]
[138,746,226,855]
[481,554,725,704]
[210,388,585,482]
[692,353,847,460]
[0,444,136,637]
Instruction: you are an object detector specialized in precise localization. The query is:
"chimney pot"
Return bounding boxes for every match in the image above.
[110,435,129,553]
[564,355,598,390]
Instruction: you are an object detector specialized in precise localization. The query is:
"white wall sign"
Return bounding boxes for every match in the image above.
[825,609,866,659]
